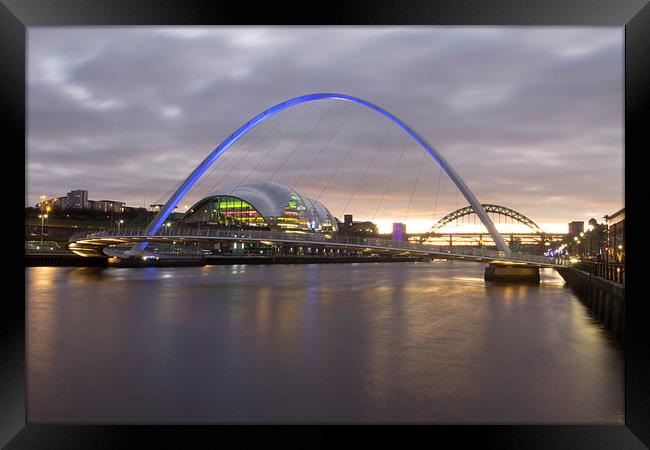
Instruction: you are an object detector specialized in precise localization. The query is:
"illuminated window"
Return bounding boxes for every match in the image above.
[182,196,268,228]
[277,194,308,230]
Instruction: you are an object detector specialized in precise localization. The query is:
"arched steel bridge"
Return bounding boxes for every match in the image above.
[432,204,543,233]
[68,227,570,268]
[69,92,562,266]
[135,93,511,254]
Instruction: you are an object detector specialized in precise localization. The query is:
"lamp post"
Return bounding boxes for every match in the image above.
[577,239,582,260]
[117,219,124,232]
[38,214,48,245]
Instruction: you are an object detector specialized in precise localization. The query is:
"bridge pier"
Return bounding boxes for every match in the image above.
[484,261,540,282]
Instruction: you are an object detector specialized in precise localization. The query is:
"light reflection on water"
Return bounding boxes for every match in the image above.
[26,262,623,423]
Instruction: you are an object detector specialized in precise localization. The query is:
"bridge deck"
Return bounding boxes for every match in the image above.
[69,228,570,268]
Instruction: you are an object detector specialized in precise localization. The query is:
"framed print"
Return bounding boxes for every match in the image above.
[2,0,649,447]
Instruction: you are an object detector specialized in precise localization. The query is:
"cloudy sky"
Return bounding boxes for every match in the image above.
[27,27,623,233]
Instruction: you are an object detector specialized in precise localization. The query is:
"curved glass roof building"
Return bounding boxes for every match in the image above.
[181,181,338,233]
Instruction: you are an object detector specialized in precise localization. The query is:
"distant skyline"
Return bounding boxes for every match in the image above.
[27,27,624,233]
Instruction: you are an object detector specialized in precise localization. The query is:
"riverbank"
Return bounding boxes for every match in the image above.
[205,255,423,265]
[25,253,108,267]
[556,266,625,341]
[26,253,427,267]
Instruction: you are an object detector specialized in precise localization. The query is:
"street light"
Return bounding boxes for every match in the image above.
[38,195,46,214]
[117,219,124,231]
[38,214,48,245]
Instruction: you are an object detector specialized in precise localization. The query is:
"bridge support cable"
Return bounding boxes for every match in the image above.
[404,145,426,223]
[244,102,318,203]
[265,103,337,217]
[202,105,292,198]
[268,102,333,186]
[340,121,392,219]
[183,124,251,202]
[372,134,410,222]
[432,164,443,224]
[313,113,375,206]
[213,105,299,200]
[269,105,333,185]
[290,103,354,195]
[136,93,510,254]
[126,176,188,229]
[126,114,262,234]
[128,165,207,229]
[240,104,311,185]
[190,109,282,201]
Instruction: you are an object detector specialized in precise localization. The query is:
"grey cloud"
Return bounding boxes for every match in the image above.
[27,27,623,226]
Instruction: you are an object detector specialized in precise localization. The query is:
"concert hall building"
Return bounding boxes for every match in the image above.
[180,181,338,233]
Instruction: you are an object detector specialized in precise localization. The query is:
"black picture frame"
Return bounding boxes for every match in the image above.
[2,0,648,447]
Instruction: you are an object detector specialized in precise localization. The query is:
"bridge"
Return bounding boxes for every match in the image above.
[68,92,567,269]
[432,204,543,233]
[68,227,569,268]
[415,203,565,248]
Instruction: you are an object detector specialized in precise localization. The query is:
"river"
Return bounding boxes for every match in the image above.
[26,261,623,423]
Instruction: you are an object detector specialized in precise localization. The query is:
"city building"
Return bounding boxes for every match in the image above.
[33,190,135,215]
[122,206,148,214]
[180,181,338,233]
[66,189,88,209]
[583,218,608,261]
[95,200,125,213]
[35,196,67,211]
[392,222,406,241]
[343,214,353,225]
[605,208,624,263]
[337,214,378,236]
[568,221,584,237]
[150,204,179,213]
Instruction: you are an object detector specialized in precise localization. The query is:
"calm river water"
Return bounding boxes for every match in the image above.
[27,261,623,423]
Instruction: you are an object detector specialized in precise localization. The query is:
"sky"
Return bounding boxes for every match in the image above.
[27,27,624,233]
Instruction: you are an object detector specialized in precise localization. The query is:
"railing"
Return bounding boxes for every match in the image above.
[25,240,72,255]
[576,261,625,284]
[69,227,570,266]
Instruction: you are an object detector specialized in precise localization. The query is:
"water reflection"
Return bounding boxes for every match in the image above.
[67,266,111,282]
[27,262,623,423]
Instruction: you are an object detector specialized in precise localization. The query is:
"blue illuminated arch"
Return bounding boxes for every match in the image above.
[137,93,510,253]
